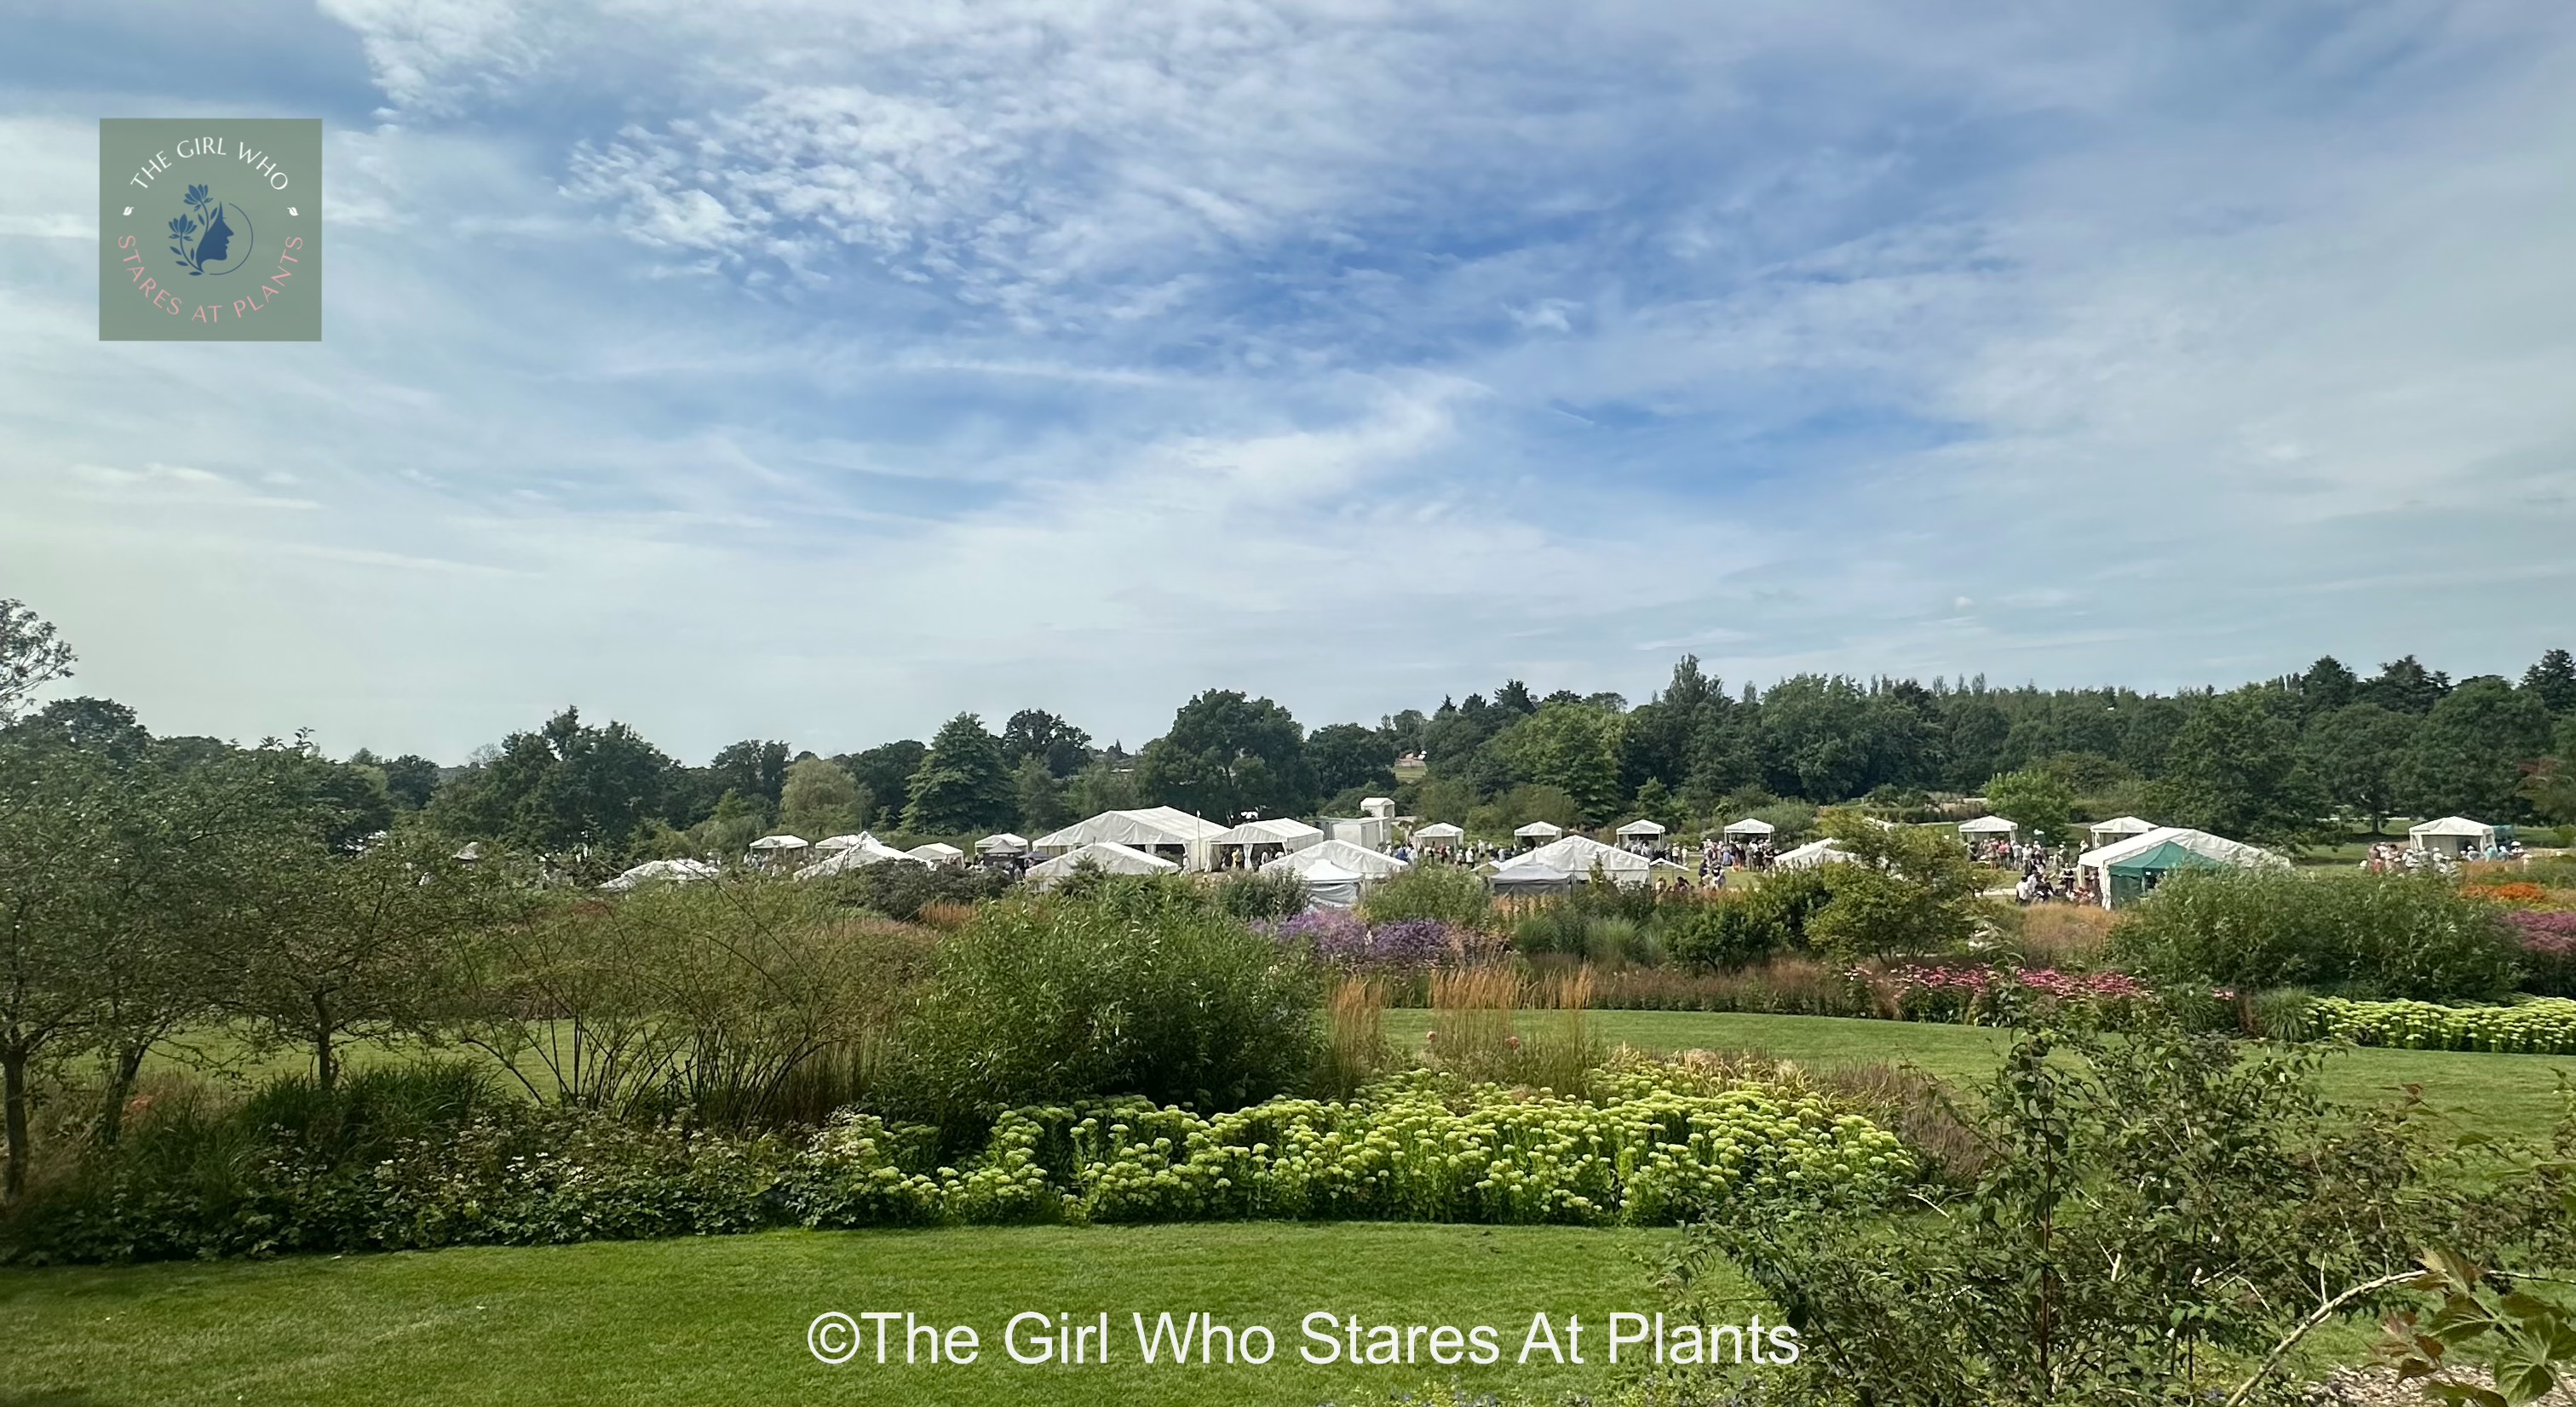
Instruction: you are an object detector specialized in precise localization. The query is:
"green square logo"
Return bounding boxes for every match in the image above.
[99,118,323,342]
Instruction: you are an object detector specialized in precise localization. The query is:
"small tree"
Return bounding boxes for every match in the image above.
[776,756,865,841]
[1983,769,2074,845]
[1803,813,1987,962]
[0,599,77,724]
[902,714,1016,834]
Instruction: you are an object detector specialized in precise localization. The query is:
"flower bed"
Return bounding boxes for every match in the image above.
[781,1065,1913,1230]
[2307,996,2576,1054]
[1866,964,2148,1025]
[1261,910,1504,970]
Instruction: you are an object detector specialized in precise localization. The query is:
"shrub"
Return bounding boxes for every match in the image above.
[1863,964,2147,1025]
[785,1065,1912,1230]
[1583,956,1871,1017]
[1262,910,1498,972]
[1210,868,1308,922]
[2307,997,2576,1054]
[2111,870,2522,1001]
[1356,863,1493,927]
[1660,869,1836,969]
[2510,910,2576,997]
[806,859,1011,922]
[882,888,1326,1140]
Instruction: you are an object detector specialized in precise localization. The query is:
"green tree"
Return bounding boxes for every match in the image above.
[2521,647,2576,716]
[1307,721,1398,799]
[2297,654,2359,712]
[1135,691,1315,821]
[429,707,681,860]
[776,756,866,840]
[1000,709,1093,778]
[2299,702,2414,832]
[2147,689,2321,846]
[686,789,767,855]
[1011,755,1072,835]
[903,714,1017,834]
[0,598,76,724]
[222,826,515,1090]
[838,739,927,829]
[1983,768,2075,844]
[1062,757,1143,819]
[2400,676,2553,819]
[1489,701,1624,824]
[2361,655,2451,714]
[1803,812,1985,961]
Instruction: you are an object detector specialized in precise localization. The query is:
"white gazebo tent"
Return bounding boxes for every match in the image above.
[1032,807,1228,870]
[1262,837,1410,882]
[906,841,966,864]
[2076,826,2288,909]
[1498,834,1653,888]
[1616,818,1667,841]
[1211,817,1325,869]
[1958,816,2019,839]
[2407,816,2498,858]
[795,834,929,879]
[1722,818,1775,838]
[1024,841,1182,888]
[1512,820,1566,849]
[746,834,810,870]
[601,858,718,892]
[1411,821,1465,855]
[1774,838,1857,871]
[813,834,868,853]
[974,832,1029,856]
[1292,859,1369,910]
[1647,857,1696,884]
[2085,816,2157,848]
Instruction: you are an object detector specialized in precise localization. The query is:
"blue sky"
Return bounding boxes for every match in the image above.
[3,0,2572,763]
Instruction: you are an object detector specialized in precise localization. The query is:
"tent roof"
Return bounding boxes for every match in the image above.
[601,858,717,891]
[1489,865,1573,892]
[1025,841,1181,885]
[796,836,926,878]
[1616,818,1667,836]
[1774,838,1856,870]
[1032,807,1226,851]
[1412,822,1465,840]
[1647,857,1693,874]
[813,834,871,852]
[2077,826,2287,874]
[907,842,964,860]
[1262,838,1410,878]
[1958,816,2019,834]
[748,834,809,849]
[1297,859,1368,884]
[1214,818,1325,846]
[1502,834,1650,876]
[2086,816,2156,836]
[1513,820,1565,838]
[2408,816,2496,837]
[1722,818,1774,835]
[973,832,1029,853]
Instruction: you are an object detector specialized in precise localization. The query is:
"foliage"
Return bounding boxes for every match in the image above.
[2377,1249,2576,1407]
[2401,678,2556,822]
[1864,964,2148,1024]
[1982,768,2074,844]
[883,886,1326,1140]
[902,713,1017,834]
[1487,702,1626,825]
[2147,687,2325,847]
[1801,813,1987,963]
[773,756,865,841]
[1135,689,1316,821]
[1308,721,1399,798]
[2303,702,2417,830]
[803,856,1010,922]
[0,598,77,724]
[2510,910,2576,997]
[1666,1008,2544,1406]
[448,880,928,1125]
[2112,870,2524,1002]
[1208,867,1308,922]
[1661,870,1837,970]
[1358,863,1493,927]
[425,707,682,863]
[2307,998,2576,1055]
[998,709,1093,778]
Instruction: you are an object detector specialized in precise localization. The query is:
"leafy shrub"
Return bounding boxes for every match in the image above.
[1209,868,1308,922]
[2510,910,2576,997]
[2307,997,2576,1054]
[2112,870,2522,1002]
[882,888,1325,1140]
[1356,864,1492,927]
[1265,910,1499,972]
[1582,957,1872,1017]
[1660,869,1836,969]
[1863,964,2147,1024]
[783,1064,1912,1230]
[806,859,1010,921]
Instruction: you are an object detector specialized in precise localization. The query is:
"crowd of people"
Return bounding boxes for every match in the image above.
[2360,839,2528,873]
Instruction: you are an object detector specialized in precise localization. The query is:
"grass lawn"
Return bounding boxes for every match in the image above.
[1383,1008,2575,1142]
[0,1224,1676,1407]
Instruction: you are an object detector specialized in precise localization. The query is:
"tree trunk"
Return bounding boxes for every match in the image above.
[3,1043,31,1205]
[94,1041,150,1150]
[314,1025,337,1091]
